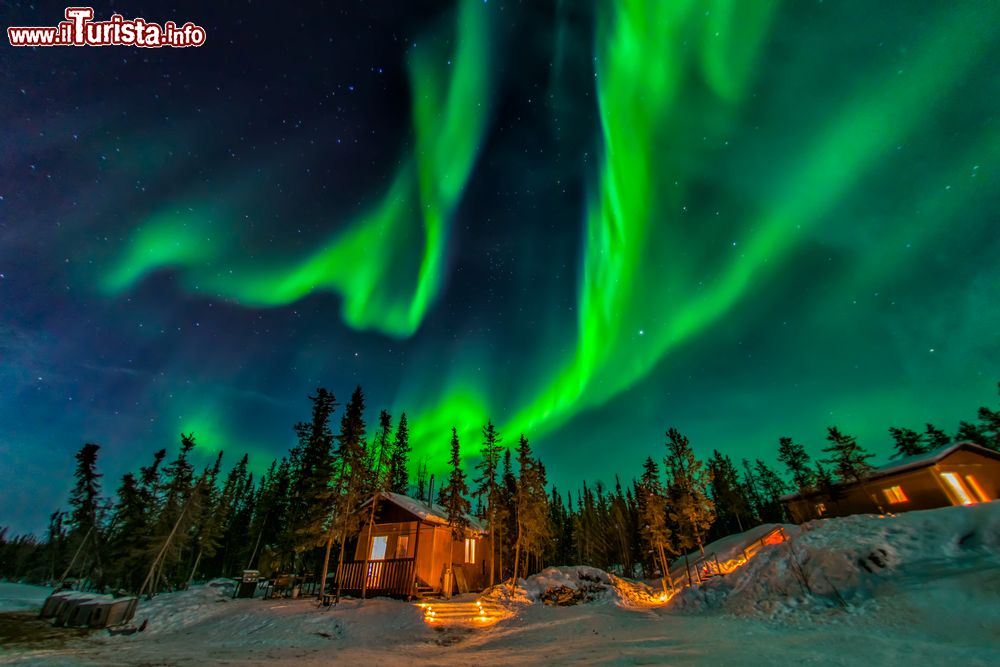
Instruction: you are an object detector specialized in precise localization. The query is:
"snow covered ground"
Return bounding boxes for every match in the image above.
[0,584,52,614]
[2,503,999,665]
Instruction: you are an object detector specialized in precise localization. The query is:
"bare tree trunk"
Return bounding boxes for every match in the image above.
[511,521,523,584]
[317,529,335,599]
[186,548,203,589]
[360,510,376,599]
[139,479,202,599]
[246,524,265,571]
[59,524,93,587]
[488,506,496,587]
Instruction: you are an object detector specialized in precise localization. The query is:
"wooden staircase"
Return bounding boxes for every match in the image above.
[418,599,511,626]
[413,583,438,601]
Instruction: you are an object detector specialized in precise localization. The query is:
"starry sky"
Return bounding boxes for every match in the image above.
[2,1,998,535]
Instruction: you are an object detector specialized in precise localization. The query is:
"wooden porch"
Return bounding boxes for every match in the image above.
[335,557,417,598]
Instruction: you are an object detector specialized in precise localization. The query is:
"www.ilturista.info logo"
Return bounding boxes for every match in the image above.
[7,7,206,48]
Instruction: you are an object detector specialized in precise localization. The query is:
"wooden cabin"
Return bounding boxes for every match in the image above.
[782,441,1000,523]
[334,492,491,599]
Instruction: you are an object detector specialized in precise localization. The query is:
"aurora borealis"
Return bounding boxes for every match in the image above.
[1,1,998,534]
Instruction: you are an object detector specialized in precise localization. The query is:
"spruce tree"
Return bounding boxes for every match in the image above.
[496,449,517,580]
[512,435,551,581]
[185,452,226,586]
[473,420,503,585]
[923,423,951,449]
[887,427,927,459]
[288,388,338,557]
[330,386,369,600]
[975,384,1000,450]
[65,443,104,588]
[707,451,751,537]
[638,456,673,592]
[821,427,874,483]
[813,461,843,509]
[663,428,714,556]
[144,434,201,593]
[387,412,411,494]
[740,459,765,523]
[107,473,149,591]
[956,421,987,447]
[441,427,471,595]
[415,460,429,501]
[777,437,815,490]
[752,459,788,523]
[211,453,250,575]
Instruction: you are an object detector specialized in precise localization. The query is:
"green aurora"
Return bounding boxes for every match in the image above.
[98,0,1000,469]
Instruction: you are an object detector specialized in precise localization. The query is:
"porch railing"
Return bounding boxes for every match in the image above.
[335,557,416,598]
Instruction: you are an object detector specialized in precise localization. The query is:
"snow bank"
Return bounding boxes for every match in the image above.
[104,581,430,651]
[0,582,53,613]
[674,502,1000,619]
[481,566,667,608]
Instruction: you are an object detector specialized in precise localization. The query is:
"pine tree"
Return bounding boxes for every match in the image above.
[65,443,104,588]
[512,435,551,582]
[247,459,291,573]
[330,386,369,601]
[415,460,429,501]
[387,413,411,494]
[740,459,765,523]
[707,451,750,537]
[185,452,227,586]
[888,427,927,459]
[777,437,815,490]
[107,473,149,591]
[663,428,714,556]
[440,428,471,595]
[956,421,987,447]
[923,423,951,449]
[753,459,788,522]
[609,477,635,577]
[813,461,843,509]
[473,420,503,585]
[496,449,517,580]
[68,443,103,539]
[638,456,673,592]
[143,434,202,594]
[288,388,338,557]
[821,427,874,483]
[975,383,1000,451]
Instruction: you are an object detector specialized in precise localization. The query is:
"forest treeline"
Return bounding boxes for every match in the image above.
[1,383,998,595]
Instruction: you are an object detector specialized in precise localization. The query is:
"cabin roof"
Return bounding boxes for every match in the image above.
[781,441,999,502]
[360,491,487,533]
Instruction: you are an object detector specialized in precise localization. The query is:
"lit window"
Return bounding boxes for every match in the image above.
[395,535,409,559]
[814,503,826,516]
[965,475,990,502]
[883,485,909,504]
[370,535,388,560]
[940,472,975,505]
[464,538,476,564]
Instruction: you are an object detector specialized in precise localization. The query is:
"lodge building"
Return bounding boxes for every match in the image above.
[334,492,491,599]
[782,441,999,523]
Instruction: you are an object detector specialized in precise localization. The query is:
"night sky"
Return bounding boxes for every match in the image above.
[2,1,998,535]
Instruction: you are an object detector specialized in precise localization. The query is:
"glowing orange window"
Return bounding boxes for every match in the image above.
[883,485,908,504]
[965,475,990,502]
[940,472,975,505]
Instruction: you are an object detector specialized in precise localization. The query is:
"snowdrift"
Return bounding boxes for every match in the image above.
[482,566,668,608]
[674,501,1000,618]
